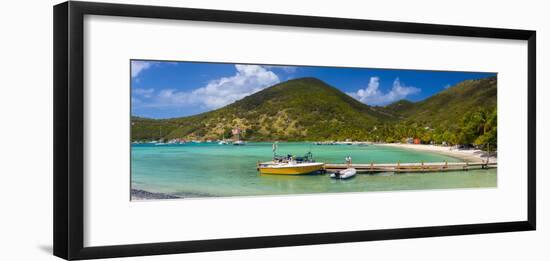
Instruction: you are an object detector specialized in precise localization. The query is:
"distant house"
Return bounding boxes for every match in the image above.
[406,137,414,144]
[232,128,243,141]
[413,138,421,144]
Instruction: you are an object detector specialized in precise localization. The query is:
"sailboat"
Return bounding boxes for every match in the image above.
[233,129,245,146]
[218,132,229,145]
[154,126,167,145]
[233,140,245,146]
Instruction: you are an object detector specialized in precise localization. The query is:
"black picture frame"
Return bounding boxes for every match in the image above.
[53,1,536,260]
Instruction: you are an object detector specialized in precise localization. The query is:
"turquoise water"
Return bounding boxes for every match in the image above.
[131,142,496,198]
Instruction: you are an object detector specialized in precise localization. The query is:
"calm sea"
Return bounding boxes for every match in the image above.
[131,142,496,198]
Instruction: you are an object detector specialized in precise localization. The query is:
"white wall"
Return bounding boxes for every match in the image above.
[0,0,547,260]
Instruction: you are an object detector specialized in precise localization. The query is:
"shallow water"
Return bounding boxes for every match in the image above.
[131,142,496,198]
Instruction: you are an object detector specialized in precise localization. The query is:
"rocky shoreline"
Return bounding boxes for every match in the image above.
[131,188,217,200]
[131,189,180,200]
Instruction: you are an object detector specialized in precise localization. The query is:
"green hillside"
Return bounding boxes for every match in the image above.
[381,76,497,126]
[132,76,497,146]
[133,78,392,141]
[374,76,497,145]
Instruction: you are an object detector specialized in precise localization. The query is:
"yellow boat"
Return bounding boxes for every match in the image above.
[258,162,325,175]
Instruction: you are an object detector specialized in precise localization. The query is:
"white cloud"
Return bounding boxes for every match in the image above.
[138,65,280,110]
[347,77,420,105]
[264,65,297,73]
[193,64,280,108]
[133,88,155,98]
[131,61,158,78]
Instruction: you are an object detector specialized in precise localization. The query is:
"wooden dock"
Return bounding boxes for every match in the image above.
[324,161,496,173]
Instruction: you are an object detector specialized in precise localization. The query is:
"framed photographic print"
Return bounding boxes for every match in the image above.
[54,1,536,260]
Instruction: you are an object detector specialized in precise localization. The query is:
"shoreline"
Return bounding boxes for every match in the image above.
[131,188,217,200]
[132,141,497,164]
[131,189,180,201]
[377,143,497,163]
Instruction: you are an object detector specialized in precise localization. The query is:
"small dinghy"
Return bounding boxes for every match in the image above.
[330,168,357,179]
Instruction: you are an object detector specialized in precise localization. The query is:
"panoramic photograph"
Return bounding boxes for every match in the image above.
[130,60,497,200]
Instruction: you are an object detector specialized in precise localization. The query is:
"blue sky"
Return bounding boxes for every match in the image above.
[131,60,496,119]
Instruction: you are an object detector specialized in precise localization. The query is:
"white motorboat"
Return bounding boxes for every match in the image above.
[330,168,357,179]
[233,140,245,146]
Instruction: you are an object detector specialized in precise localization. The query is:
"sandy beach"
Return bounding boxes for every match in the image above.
[378,143,497,163]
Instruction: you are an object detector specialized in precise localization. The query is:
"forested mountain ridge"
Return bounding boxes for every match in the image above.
[132,76,497,146]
